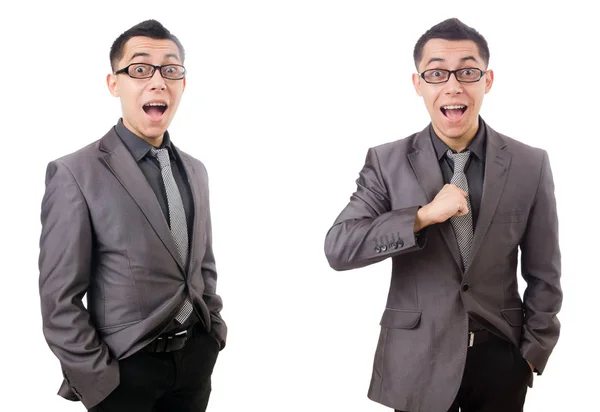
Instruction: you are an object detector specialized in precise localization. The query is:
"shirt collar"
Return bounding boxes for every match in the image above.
[429,116,486,160]
[115,118,173,162]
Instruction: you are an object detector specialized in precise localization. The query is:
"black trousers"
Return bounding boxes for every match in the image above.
[397,337,530,412]
[90,324,220,412]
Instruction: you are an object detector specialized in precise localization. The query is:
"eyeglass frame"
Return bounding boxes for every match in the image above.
[418,67,487,84]
[114,63,187,80]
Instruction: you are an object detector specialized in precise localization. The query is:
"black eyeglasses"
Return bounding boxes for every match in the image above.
[114,63,186,80]
[419,68,486,84]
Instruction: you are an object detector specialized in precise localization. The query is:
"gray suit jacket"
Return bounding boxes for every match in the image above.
[324,120,562,412]
[38,127,226,409]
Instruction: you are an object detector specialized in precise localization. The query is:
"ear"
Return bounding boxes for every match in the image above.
[107,73,119,97]
[484,69,494,94]
[412,73,423,96]
[182,76,186,92]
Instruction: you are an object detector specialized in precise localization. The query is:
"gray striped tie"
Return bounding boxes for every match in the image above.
[151,148,193,324]
[447,150,474,269]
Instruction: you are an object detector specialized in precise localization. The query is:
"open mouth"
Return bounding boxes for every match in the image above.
[441,105,467,121]
[143,102,168,121]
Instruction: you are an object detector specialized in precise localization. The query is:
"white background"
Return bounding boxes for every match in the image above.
[0,1,598,410]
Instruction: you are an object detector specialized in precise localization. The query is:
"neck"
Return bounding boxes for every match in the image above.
[122,118,164,147]
[145,136,164,148]
[432,123,478,153]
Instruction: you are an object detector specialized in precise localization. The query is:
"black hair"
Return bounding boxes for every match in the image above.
[413,18,489,70]
[110,19,185,71]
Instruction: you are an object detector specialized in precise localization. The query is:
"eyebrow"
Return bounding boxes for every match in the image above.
[128,52,181,63]
[425,55,479,67]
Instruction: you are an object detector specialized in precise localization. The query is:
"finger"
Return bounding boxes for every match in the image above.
[456,203,469,215]
[448,184,467,197]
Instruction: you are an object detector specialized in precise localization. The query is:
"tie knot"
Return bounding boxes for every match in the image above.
[446,149,471,173]
[150,148,170,169]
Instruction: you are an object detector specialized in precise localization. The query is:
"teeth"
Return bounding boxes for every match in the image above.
[145,102,166,107]
[443,105,465,110]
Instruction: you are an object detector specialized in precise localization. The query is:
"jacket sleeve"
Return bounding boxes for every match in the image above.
[325,147,427,271]
[519,150,562,374]
[38,160,119,408]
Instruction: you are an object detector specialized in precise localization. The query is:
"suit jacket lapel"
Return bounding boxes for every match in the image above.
[99,129,184,273]
[180,153,205,275]
[408,126,463,272]
[466,123,511,273]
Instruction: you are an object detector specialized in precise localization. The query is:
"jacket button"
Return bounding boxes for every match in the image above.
[462,284,469,292]
[391,242,398,249]
[381,245,388,252]
[375,246,381,253]
[398,240,404,248]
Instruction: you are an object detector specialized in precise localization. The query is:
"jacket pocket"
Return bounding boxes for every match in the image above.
[380,308,422,329]
[492,211,526,223]
[97,319,141,332]
[501,308,524,327]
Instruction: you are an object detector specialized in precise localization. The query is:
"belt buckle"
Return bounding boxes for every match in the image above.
[169,329,189,352]
[468,331,474,347]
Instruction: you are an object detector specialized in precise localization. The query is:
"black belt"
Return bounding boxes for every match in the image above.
[468,329,505,347]
[141,326,193,353]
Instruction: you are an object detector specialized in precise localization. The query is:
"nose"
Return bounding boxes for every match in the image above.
[148,67,166,91]
[443,73,464,95]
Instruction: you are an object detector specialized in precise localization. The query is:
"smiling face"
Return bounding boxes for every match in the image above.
[412,39,493,151]
[107,36,186,146]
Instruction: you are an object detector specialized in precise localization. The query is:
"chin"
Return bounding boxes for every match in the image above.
[143,122,168,136]
[435,119,475,140]
[135,129,163,142]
